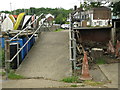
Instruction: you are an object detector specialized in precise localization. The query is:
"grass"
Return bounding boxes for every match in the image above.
[0,70,25,80]
[84,80,104,86]
[61,76,79,83]
[8,71,25,79]
[96,57,106,64]
[55,28,64,32]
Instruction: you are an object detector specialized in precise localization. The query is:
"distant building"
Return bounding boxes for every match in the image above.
[73,8,83,27]
[44,13,54,27]
[73,6,112,27]
[0,13,6,23]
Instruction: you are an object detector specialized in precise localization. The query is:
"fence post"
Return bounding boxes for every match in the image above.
[5,39,10,80]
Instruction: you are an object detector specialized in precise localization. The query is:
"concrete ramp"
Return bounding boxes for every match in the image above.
[16,32,72,80]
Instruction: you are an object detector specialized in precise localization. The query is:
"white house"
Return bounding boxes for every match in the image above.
[73,6,112,27]
[44,13,54,27]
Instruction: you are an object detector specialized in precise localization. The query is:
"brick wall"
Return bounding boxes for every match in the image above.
[93,7,111,20]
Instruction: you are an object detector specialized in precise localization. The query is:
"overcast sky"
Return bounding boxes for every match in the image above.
[0,0,119,11]
[0,0,81,11]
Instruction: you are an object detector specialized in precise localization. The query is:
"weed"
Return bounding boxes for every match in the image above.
[8,71,25,79]
[71,85,78,87]
[96,57,106,64]
[80,84,85,87]
[61,76,79,83]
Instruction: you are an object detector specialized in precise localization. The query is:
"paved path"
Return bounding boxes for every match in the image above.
[2,78,106,88]
[99,63,119,88]
[16,32,72,80]
[89,65,108,82]
[2,79,72,88]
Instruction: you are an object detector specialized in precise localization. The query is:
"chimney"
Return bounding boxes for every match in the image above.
[74,5,77,11]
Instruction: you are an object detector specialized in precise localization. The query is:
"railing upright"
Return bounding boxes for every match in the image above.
[69,13,77,75]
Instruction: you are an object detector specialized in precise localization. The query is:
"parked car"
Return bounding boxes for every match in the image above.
[61,24,70,29]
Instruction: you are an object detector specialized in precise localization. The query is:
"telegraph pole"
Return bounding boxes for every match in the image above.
[10,2,12,14]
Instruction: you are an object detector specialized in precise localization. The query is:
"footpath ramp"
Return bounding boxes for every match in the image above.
[99,63,118,88]
[16,32,72,80]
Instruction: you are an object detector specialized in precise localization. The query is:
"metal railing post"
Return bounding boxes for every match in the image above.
[69,13,77,75]
[73,38,76,74]
[17,36,19,68]
[27,28,29,53]
[38,25,41,37]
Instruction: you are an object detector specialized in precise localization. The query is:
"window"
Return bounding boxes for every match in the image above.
[94,22,96,26]
[99,21,102,25]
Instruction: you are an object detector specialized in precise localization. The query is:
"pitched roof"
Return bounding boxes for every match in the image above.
[45,14,54,19]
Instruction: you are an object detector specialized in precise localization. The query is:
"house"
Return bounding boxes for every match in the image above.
[72,6,83,27]
[0,13,6,23]
[83,6,111,27]
[73,6,111,27]
[44,13,54,27]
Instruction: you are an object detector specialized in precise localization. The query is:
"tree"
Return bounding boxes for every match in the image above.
[80,2,102,11]
[1,11,10,14]
[111,1,120,16]
[30,7,36,15]
[55,14,66,24]
[90,2,102,8]
[0,7,71,24]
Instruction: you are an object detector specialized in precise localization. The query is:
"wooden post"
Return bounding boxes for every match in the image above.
[5,39,10,80]
[111,21,116,45]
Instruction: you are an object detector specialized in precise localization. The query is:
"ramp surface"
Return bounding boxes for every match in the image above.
[16,32,72,80]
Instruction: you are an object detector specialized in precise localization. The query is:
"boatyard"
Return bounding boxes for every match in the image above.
[0,0,120,89]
